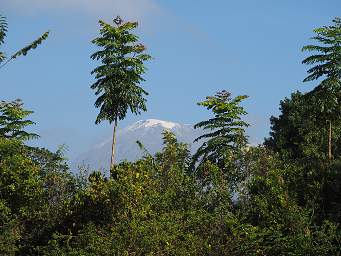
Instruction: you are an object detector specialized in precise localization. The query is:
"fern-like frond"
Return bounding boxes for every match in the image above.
[0,31,50,69]
[0,14,7,63]
[11,31,49,59]
[0,14,7,46]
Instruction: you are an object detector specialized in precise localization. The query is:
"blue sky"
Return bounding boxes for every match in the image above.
[1,0,341,159]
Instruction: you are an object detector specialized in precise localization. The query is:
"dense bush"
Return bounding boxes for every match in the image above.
[0,133,339,255]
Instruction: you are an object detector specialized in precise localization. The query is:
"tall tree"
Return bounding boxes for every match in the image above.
[302,17,341,160]
[191,91,249,187]
[0,99,39,141]
[91,16,152,169]
[266,18,341,161]
[0,14,49,69]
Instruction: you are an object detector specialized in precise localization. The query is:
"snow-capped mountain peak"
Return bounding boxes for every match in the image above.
[73,119,203,171]
[127,119,181,131]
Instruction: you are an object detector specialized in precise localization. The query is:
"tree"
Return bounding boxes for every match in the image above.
[90,16,152,169]
[0,99,39,141]
[302,17,341,91]
[267,18,341,161]
[302,17,341,160]
[264,91,339,161]
[0,14,49,69]
[155,130,191,171]
[0,14,48,142]
[191,90,249,187]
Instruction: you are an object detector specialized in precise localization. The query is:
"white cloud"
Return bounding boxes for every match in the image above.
[2,0,160,21]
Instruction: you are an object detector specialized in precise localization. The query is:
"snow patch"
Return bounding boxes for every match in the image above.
[127,119,180,131]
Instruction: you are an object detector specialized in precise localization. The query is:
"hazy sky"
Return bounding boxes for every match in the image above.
[2,0,341,158]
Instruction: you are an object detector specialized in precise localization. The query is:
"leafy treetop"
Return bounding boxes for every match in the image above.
[90,18,152,124]
[0,99,39,141]
[302,16,341,117]
[192,90,249,170]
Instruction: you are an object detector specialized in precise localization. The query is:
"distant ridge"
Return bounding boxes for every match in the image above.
[73,119,203,171]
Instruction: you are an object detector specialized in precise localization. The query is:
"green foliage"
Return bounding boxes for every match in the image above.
[0,138,43,254]
[91,17,152,168]
[302,18,341,160]
[268,18,341,161]
[155,130,191,170]
[0,138,42,214]
[229,146,340,255]
[107,134,209,255]
[39,224,117,256]
[35,132,236,255]
[0,99,39,141]
[192,90,249,189]
[266,93,341,223]
[0,14,8,62]
[0,14,49,69]
[1,126,340,255]
[0,14,340,256]
[11,31,50,60]
[90,18,152,125]
[302,17,341,90]
[0,136,78,255]
[0,200,19,256]
[265,91,337,160]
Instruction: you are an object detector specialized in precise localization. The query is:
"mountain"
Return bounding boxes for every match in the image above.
[73,119,203,171]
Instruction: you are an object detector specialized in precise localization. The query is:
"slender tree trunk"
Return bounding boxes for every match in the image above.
[110,118,118,170]
[328,120,332,160]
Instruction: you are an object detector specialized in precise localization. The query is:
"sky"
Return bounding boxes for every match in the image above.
[1,0,341,159]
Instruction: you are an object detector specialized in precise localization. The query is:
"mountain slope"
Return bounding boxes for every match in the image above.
[74,119,203,171]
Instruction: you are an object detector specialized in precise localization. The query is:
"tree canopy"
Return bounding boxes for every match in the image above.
[91,18,151,124]
[91,17,152,168]
[0,99,39,141]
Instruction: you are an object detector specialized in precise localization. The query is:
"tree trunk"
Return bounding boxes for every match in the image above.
[110,119,118,170]
[328,120,332,160]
